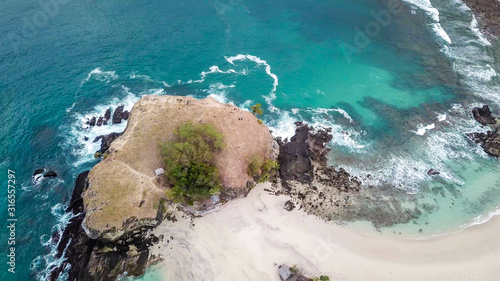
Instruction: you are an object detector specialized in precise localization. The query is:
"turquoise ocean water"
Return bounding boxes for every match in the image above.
[1,0,499,280]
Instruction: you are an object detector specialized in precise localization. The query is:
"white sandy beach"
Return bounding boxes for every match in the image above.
[150,183,500,281]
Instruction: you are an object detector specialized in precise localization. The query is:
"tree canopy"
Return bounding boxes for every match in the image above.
[161,122,224,204]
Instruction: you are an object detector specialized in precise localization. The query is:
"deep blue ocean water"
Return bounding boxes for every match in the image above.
[1,0,500,280]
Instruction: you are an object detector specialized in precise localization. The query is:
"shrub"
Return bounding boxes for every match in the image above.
[257,119,263,124]
[312,276,330,281]
[161,122,224,204]
[247,156,264,178]
[247,156,280,183]
[250,103,263,116]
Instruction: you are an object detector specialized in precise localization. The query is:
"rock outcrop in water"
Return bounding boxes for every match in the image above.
[85,106,126,128]
[468,105,500,157]
[472,105,496,125]
[468,129,500,157]
[93,132,123,156]
[277,123,362,218]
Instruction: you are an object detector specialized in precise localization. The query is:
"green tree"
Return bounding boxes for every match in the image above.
[250,103,263,116]
[161,122,224,204]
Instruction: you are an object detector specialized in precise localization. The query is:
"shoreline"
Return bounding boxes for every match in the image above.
[462,0,500,39]
[150,182,500,281]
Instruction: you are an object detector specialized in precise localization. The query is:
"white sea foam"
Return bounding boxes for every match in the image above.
[403,0,451,44]
[469,15,491,46]
[409,0,500,107]
[267,107,366,152]
[460,206,500,229]
[31,204,77,281]
[65,89,145,167]
[225,54,280,111]
[204,82,235,104]
[267,111,299,140]
[342,103,491,193]
[303,107,355,123]
[129,72,155,82]
[415,123,435,135]
[81,68,119,85]
[413,205,500,240]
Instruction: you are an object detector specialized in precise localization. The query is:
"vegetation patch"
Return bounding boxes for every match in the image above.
[250,103,263,116]
[161,122,224,204]
[312,276,330,281]
[247,155,279,183]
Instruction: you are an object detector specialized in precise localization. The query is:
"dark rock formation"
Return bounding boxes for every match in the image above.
[283,200,295,211]
[43,171,58,178]
[123,110,130,120]
[50,171,158,281]
[93,132,124,154]
[83,136,89,141]
[277,122,333,184]
[112,106,125,124]
[468,105,500,157]
[468,129,500,157]
[278,122,356,189]
[104,108,111,122]
[472,105,496,125]
[315,166,361,192]
[33,168,45,176]
[97,116,104,126]
[87,117,97,127]
[427,169,440,176]
[277,123,362,220]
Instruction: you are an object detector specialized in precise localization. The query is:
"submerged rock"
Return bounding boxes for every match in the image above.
[462,0,500,39]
